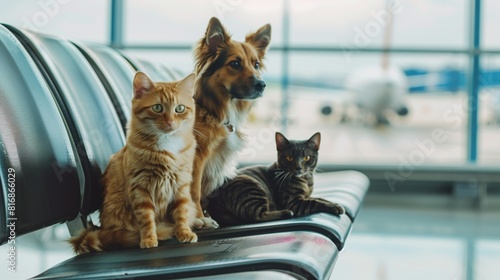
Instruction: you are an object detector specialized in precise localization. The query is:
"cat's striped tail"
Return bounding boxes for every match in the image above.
[69,223,175,254]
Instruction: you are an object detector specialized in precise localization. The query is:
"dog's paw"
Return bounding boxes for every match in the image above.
[140,236,158,249]
[193,217,219,229]
[177,230,198,243]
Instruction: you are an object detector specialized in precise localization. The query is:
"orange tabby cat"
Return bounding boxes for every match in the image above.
[70,72,199,254]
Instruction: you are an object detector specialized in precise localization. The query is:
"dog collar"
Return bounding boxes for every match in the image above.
[223,121,235,134]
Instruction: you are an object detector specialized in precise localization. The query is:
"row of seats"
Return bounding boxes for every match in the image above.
[0,23,369,279]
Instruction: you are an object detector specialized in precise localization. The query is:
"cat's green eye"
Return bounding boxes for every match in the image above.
[303,156,311,162]
[286,156,293,162]
[175,104,186,113]
[151,104,163,113]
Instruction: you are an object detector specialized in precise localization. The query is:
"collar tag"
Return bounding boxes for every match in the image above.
[224,122,235,134]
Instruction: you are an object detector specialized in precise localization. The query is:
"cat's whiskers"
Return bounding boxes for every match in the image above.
[137,126,158,139]
[273,171,286,189]
[285,171,293,185]
[281,172,290,188]
[274,170,293,190]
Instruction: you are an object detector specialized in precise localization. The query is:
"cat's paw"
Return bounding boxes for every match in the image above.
[193,217,219,229]
[329,203,345,215]
[281,210,294,218]
[177,231,198,243]
[140,237,158,249]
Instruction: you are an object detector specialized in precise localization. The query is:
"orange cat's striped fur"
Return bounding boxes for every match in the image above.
[70,72,200,254]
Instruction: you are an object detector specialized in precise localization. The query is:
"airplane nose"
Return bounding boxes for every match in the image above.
[396,106,409,116]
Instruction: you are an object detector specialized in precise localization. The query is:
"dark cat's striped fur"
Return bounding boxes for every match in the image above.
[208,132,345,227]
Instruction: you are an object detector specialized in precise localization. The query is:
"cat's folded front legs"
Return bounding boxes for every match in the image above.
[315,197,345,215]
[318,200,345,216]
[286,196,345,217]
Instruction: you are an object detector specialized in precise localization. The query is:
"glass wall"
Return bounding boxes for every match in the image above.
[2,0,495,165]
[0,0,109,43]
[120,0,499,166]
[483,0,500,50]
[124,0,285,46]
[289,0,467,49]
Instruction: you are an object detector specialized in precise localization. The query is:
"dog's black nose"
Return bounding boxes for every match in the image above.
[253,80,266,92]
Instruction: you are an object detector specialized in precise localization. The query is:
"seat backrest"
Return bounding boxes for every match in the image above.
[119,52,176,81]
[73,43,136,130]
[0,25,83,243]
[159,64,183,80]
[5,25,126,216]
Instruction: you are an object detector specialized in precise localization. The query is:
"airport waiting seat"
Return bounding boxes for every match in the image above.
[314,171,370,221]
[120,52,178,81]
[0,24,81,242]
[32,232,338,280]
[4,24,125,217]
[73,42,136,132]
[0,23,370,279]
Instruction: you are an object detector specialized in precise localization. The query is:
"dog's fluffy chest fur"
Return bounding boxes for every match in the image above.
[201,129,244,197]
[200,99,248,197]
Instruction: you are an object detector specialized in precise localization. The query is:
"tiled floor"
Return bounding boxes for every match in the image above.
[331,194,500,280]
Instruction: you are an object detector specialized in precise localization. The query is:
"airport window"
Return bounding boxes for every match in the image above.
[288,0,467,49]
[118,0,500,166]
[0,0,109,43]
[123,0,285,46]
[483,0,500,50]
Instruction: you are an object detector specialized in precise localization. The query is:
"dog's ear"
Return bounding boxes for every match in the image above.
[246,24,271,58]
[205,17,230,54]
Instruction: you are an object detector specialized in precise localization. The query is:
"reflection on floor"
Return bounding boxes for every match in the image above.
[1,194,498,280]
[331,194,500,280]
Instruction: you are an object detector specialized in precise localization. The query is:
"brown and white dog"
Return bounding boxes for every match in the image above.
[191,17,271,225]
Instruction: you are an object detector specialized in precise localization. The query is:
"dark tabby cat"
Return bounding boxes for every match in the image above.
[208,132,345,227]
